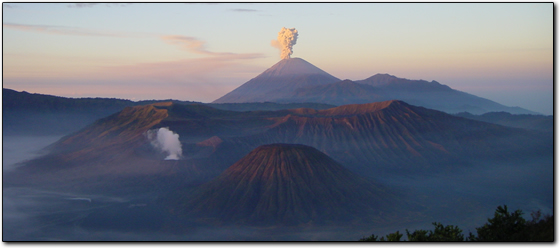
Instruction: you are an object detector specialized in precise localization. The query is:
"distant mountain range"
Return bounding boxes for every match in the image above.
[455,111,553,133]
[213,58,540,115]
[3,86,548,137]
[3,88,138,135]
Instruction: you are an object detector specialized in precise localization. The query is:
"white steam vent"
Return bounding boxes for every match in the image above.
[146,127,182,160]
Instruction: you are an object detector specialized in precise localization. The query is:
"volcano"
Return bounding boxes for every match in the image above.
[14,100,550,183]
[213,58,538,115]
[180,143,402,226]
[212,58,340,103]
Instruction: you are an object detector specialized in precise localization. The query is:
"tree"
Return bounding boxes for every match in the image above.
[406,222,464,241]
[359,205,554,242]
[469,205,527,241]
[524,210,554,241]
[359,231,403,241]
[360,224,463,241]
[384,231,403,241]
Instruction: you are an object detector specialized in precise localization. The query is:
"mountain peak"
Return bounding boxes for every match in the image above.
[257,57,335,78]
[358,74,451,90]
[212,58,340,103]
[226,143,340,178]
[183,143,396,225]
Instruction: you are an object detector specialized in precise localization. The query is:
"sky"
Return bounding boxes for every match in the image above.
[2,3,553,114]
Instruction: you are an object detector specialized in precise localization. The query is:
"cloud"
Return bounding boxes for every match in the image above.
[3,22,151,38]
[67,3,99,8]
[230,8,258,12]
[160,35,264,60]
[4,23,266,102]
[67,3,132,8]
[32,56,266,102]
[3,22,128,37]
[4,22,263,59]
[105,3,133,7]
[161,35,210,55]
[97,55,264,84]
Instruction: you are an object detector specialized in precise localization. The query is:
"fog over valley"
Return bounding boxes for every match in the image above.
[2,97,553,241]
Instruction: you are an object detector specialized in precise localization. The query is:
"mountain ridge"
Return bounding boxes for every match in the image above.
[358,73,452,91]
[10,100,551,192]
[5,100,551,212]
[284,75,539,115]
[217,100,549,176]
[3,88,337,136]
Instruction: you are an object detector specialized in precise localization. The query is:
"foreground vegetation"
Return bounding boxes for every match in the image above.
[359,205,553,241]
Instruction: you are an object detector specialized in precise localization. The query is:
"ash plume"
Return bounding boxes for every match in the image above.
[271,27,298,59]
[146,127,182,160]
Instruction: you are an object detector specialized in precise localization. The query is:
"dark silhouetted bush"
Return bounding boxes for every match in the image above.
[360,205,553,242]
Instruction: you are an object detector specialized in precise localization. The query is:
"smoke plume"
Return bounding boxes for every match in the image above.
[146,127,182,160]
[271,27,298,59]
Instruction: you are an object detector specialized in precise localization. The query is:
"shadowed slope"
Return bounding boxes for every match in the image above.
[3,88,138,135]
[286,79,382,105]
[181,144,405,226]
[355,74,538,114]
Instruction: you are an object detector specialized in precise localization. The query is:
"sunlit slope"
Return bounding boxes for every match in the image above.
[219,100,550,174]
[180,144,409,226]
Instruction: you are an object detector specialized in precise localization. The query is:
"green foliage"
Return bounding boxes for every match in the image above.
[360,205,554,242]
